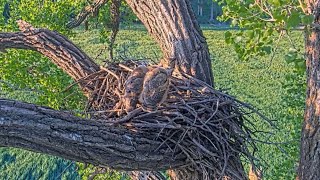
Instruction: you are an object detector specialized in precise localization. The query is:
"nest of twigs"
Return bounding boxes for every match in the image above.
[71,59,271,179]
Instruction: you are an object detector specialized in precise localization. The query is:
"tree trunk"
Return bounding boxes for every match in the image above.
[298,1,320,179]
[210,1,214,22]
[108,0,121,61]
[125,0,214,86]
[85,20,89,31]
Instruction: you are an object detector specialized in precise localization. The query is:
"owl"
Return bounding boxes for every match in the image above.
[139,67,171,111]
[123,66,148,113]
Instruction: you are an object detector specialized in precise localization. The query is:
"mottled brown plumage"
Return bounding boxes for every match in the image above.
[123,66,148,113]
[139,67,171,111]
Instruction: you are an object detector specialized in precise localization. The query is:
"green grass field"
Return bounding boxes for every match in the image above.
[0,27,305,179]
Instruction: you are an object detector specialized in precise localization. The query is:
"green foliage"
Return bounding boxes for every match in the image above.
[86,0,135,30]
[0,50,86,109]
[77,164,128,180]
[71,28,161,64]
[1,0,83,34]
[0,145,80,180]
[96,1,136,46]
[217,0,310,60]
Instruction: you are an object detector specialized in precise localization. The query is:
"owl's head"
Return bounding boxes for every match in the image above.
[131,66,148,77]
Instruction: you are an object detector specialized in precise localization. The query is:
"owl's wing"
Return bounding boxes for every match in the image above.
[150,88,168,105]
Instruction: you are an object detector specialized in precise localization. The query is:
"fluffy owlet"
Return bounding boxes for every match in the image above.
[139,67,171,111]
[123,66,148,113]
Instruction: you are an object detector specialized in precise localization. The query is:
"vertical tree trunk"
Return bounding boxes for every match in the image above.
[93,8,99,29]
[298,1,320,179]
[125,0,214,86]
[108,0,121,61]
[199,0,203,16]
[84,20,89,31]
[210,1,214,22]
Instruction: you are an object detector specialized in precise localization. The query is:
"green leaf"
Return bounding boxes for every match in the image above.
[225,31,233,44]
[234,36,242,43]
[301,15,314,25]
[287,12,301,28]
[285,53,296,63]
[262,46,272,54]
[231,19,238,26]
[270,0,281,6]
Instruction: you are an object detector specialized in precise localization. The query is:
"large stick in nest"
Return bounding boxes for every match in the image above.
[68,60,273,179]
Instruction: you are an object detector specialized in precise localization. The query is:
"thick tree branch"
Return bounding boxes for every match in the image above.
[66,0,108,29]
[0,20,100,81]
[0,98,186,171]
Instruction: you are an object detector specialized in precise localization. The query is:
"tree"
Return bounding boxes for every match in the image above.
[298,1,320,179]
[218,0,320,179]
[0,0,265,179]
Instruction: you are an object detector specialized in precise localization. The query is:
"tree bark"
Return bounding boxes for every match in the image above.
[298,1,320,179]
[125,0,214,86]
[0,98,186,171]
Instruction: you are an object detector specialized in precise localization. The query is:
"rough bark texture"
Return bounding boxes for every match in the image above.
[298,1,320,179]
[0,99,186,171]
[0,21,99,81]
[125,0,214,86]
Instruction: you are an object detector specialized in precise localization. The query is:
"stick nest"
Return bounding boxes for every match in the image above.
[73,60,271,179]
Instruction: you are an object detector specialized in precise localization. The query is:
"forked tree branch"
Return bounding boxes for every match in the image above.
[0,20,100,81]
[0,98,186,171]
[66,0,108,29]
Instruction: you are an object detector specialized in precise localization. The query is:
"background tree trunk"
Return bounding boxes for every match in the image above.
[125,0,214,86]
[298,1,320,179]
